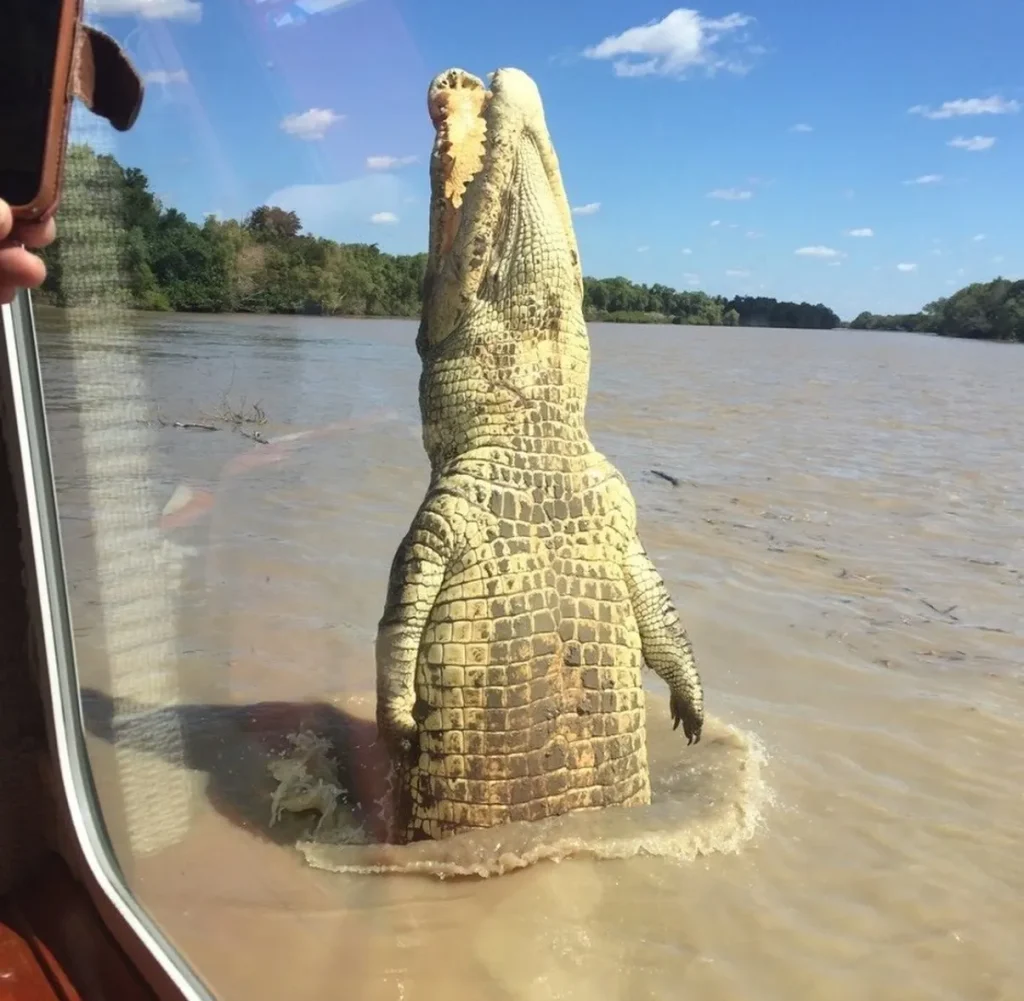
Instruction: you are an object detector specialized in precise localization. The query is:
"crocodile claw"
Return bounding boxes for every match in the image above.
[670,692,703,745]
[376,706,417,751]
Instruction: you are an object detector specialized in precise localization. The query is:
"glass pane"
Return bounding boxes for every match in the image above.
[16,1,1024,1000]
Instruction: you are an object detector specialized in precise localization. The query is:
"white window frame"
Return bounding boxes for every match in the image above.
[1,288,214,1001]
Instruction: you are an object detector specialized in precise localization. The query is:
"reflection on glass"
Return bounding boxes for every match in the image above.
[21,2,1024,1000]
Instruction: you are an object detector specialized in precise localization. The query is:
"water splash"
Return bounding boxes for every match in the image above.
[269,712,771,879]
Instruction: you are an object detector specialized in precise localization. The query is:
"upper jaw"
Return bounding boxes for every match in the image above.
[425,67,551,219]
[426,69,490,261]
[421,66,582,341]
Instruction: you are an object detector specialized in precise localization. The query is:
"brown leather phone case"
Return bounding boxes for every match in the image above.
[10,0,145,223]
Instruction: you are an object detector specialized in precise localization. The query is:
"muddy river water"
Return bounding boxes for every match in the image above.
[36,308,1024,1000]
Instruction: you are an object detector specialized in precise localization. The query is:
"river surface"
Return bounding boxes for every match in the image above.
[35,307,1024,1001]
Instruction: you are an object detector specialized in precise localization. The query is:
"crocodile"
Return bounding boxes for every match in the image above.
[375,66,705,844]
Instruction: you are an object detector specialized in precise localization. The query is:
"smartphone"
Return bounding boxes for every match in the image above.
[0,0,83,222]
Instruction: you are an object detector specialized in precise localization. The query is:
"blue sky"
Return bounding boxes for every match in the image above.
[84,0,1023,319]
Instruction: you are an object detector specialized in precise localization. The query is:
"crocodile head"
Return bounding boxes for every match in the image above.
[417,67,591,468]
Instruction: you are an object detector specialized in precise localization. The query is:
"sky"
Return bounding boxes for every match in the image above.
[82,0,1024,320]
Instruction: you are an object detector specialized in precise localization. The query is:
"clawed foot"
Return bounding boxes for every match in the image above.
[670,692,703,745]
[375,704,417,752]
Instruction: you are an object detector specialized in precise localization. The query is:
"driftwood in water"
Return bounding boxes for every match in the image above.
[650,469,680,487]
[172,421,217,432]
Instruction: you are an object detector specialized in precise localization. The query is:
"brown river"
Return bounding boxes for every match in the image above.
[35,307,1024,1000]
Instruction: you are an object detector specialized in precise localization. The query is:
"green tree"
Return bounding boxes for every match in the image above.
[849,279,1024,342]
[244,205,302,241]
[148,208,232,311]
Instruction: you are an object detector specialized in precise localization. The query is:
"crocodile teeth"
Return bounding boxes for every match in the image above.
[428,69,490,222]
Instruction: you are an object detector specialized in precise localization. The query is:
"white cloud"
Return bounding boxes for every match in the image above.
[143,69,189,84]
[846,227,874,237]
[746,230,763,239]
[683,272,700,284]
[87,0,201,19]
[366,155,418,170]
[896,262,917,272]
[636,245,650,253]
[725,268,750,277]
[266,174,404,238]
[681,247,693,254]
[992,255,1005,264]
[709,219,721,227]
[973,233,986,241]
[931,248,943,256]
[571,202,602,215]
[280,108,343,140]
[298,0,363,11]
[708,187,753,200]
[905,174,943,185]
[789,123,813,133]
[827,260,842,267]
[263,0,365,27]
[582,9,756,79]
[909,96,1020,119]
[795,245,842,258]
[948,135,996,151]
[371,211,399,224]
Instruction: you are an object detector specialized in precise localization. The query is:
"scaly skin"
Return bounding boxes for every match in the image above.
[375,67,704,844]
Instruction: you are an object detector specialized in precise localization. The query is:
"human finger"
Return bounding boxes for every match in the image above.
[10,215,57,250]
[0,243,48,290]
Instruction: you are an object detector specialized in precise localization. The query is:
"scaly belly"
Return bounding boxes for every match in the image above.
[402,556,652,841]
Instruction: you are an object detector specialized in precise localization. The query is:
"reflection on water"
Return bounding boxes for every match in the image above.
[38,307,1024,1000]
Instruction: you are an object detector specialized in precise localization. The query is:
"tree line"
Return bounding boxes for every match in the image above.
[850,279,1024,342]
[38,146,840,328]
[36,145,1019,341]
[582,279,839,329]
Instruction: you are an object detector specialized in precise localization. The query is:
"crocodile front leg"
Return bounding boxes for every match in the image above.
[622,538,705,744]
[375,502,455,748]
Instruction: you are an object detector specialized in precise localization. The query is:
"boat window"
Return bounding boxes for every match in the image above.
[3,3,1021,1001]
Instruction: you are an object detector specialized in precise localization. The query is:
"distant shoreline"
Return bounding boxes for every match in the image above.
[24,300,976,337]
[36,144,1022,344]
[31,300,838,330]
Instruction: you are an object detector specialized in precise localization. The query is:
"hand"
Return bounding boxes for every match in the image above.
[670,690,704,745]
[0,199,56,306]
